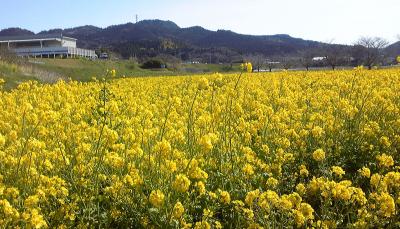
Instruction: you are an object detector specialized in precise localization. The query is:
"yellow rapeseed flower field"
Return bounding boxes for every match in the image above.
[0,68,399,228]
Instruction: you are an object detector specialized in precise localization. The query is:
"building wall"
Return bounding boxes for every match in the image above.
[44,40,62,47]
[14,41,41,48]
[61,39,76,48]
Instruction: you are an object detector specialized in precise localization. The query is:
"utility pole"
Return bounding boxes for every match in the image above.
[135,14,138,23]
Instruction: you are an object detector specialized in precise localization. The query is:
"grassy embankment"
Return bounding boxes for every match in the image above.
[0,58,240,90]
[0,61,37,90]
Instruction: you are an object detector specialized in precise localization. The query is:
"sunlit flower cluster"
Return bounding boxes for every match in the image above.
[240,62,253,73]
[0,68,399,227]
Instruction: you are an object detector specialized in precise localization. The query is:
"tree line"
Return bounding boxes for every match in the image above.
[246,36,398,72]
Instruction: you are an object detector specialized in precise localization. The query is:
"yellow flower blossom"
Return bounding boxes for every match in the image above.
[0,134,5,147]
[196,181,206,195]
[375,192,396,217]
[296,183,307,196]
[245,189,260,206]
[172,174,191,193]
[219,190,231,204]
[172,201,185,219]
[0,67,398,227]
[370,174,382,189]
[313,149,326,161]
[203,208,213,218]
[195,221,211,229]
[109,69,116,77]
[266,177,279,188]
[149,190,165,208]
[376,154,394,168]
[242,164,255,177]
[358,167,371,178]
[198,77,210,90]
[299,165,309,177]
[311,126,324,138]
[331,166,345,178]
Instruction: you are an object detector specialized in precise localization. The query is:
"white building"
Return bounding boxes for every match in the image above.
[312,57,326,61]
[0,34,96,58]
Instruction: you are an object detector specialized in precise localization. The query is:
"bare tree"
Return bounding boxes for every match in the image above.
[245,54,265,72]
[299,49,316,71]
[156,54,182,70]
[355,36,388,70]
[321,42,346,70]
[280,56,294,70]
[266,59,279,72]
[350,45,365,67]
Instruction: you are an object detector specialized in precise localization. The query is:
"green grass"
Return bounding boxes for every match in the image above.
[0,58,241,90]
[34,59,241,81]
[34,59,168,81]
[180,63,240,73]
[0,61,38,91]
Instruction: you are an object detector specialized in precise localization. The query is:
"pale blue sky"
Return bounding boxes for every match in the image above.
[1,0,398,44]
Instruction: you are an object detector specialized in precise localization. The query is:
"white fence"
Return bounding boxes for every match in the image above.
[12,46,97,58]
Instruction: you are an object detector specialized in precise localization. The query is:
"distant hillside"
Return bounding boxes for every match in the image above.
[385,41,400,57]
[0,27,34,36]
[4,20,396,63]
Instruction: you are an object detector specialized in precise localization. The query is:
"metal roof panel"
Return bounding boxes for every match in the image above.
[0,34,77,41]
